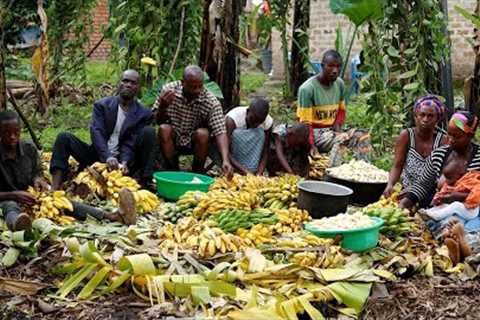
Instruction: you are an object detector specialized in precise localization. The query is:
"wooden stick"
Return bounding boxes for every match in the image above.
[169,6,186,75]
[6,88,42,150]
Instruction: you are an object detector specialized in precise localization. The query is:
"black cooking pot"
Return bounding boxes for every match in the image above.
[325,173,387,206]
[297,180,353,219]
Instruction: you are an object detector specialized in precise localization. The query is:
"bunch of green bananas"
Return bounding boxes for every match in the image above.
[214,208,278,233]
[362,206,414,238]
[260,175,299,209]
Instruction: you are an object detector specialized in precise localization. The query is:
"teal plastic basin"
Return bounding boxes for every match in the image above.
[153,171,214,201]
[304,217,384,252]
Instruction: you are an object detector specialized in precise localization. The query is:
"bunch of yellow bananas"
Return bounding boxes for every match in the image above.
[370,191,399,208]
[236,224,275,246]
[308,154,330,179]
[289,246,344,268]
[193,189,258,217]
[132,189,161,213]
[157,217,248,258]
[272,207,311,234]
[275,235,331,249]
[260,175,300,209]
[210,174,269,192]
[73,162,140,198]
[28,188,76,225]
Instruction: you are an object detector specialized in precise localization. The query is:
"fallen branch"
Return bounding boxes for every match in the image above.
[6,88,42,150]
[86,35,105,58]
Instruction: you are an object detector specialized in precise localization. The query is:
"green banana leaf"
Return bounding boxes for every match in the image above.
[329,0,385,27]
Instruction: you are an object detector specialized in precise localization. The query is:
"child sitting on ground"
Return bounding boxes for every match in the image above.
[267,123,311,177]
[425,160,480,221]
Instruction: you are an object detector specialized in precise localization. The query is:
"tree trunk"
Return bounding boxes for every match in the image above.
[0,43,6,110]
[465,0,480,117]
[439,0,454,117]
[290,0,310,96]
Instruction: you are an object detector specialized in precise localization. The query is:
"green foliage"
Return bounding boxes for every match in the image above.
[46,0,98,84]
[360,0,448,151]
[85,61,117,86]
[329,0,385,78]
[107,0,203,84]
[2,1,38,45]
[330,0,385,27]
[241,72,268,96]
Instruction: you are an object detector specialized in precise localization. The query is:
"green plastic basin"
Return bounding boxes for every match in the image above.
[153,171,214,201]
[304,217,384,252]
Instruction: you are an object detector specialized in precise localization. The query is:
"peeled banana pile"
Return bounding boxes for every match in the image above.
[193,190,258,217]
[214,208,278,233]
[157,217,248,258]
[327,159,388,183]
[309,154,330,179]
[272,208,311,234]
[27,188,76,225]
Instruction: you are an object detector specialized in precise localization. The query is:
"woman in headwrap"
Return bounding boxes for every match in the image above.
[383,95,448,197]
[400,111,480,265]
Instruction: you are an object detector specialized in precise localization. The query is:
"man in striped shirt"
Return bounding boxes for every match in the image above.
[297,50,346,152]
[154,65,233,177]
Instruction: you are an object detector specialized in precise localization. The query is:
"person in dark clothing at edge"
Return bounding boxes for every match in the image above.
[49,69,156,190]
[0,112,136,231]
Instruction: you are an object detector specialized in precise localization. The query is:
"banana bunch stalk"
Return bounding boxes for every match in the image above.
[308,154,330,180]
[157,217,248,258]
[272,208,311,234]
[193,190,258,218]
[236,224,275,246]
[28,187,76,225]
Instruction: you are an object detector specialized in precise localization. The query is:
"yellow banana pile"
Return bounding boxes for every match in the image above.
[27,188,76,225]
[131,189,161,213]
[193,190,258,218]
[73,162,160,213]
[236,224,275,246]
[157,217,248,258]
[370,191,399,208]
[309,154,330,179]
[210,174,269,192]
[260,175,300,209]
[289,246,344,268]
[275,234,332,248]
[272,208,311,234]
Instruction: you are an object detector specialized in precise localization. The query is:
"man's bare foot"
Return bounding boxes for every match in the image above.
[103,212,123,223]
[451,222,472,258]
[444,237,461,266]
[118,188,137,225]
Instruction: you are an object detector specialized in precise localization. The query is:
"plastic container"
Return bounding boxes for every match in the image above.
[325,173,387,207]
[153,171,214,201]
[297,181,353,218]
[305,217,384,252]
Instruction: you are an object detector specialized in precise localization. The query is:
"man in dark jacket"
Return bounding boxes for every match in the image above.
[50,69,156,189]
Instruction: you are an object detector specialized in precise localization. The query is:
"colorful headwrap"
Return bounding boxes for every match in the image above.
[414,94,446,120]
[450,112,479,134]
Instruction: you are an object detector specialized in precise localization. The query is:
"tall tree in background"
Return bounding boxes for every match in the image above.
[290,0,310,96]
[199,0,243,110]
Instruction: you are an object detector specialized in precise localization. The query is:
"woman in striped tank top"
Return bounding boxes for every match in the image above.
[383,95,448,197]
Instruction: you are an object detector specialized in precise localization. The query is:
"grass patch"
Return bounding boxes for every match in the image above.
[85,61,117,86]
[240,72,268,96]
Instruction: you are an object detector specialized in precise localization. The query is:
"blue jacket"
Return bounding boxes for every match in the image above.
[90,96,152,164]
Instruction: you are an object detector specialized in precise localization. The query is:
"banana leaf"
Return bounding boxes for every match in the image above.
[118,254,156,275]
[329,0,385,27]
[1,247,20,267]
[327,282,372,314]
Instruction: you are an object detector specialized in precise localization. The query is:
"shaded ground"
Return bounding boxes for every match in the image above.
[364,278,480,320]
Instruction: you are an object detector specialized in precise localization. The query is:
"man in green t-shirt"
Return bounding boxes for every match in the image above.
[297,50,346,152]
